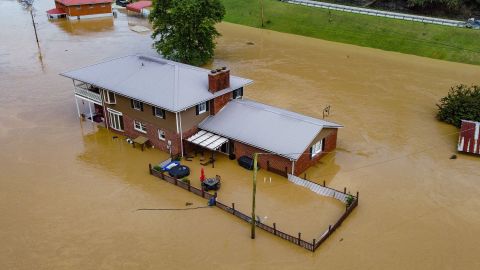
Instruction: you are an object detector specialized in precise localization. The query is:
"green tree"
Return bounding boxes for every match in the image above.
[436,85,480,127]
[149,0,225,66]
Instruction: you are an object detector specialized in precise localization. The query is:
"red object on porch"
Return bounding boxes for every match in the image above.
[200,167,206,182]
[126,0,152,12]
[47,8,66,15]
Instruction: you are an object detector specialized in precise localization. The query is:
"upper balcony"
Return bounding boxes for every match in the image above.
[74,82,102,105]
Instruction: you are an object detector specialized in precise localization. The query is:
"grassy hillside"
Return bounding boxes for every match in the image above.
[221,0,480,65]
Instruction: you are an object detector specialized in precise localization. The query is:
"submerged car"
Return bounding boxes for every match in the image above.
[116,0,129,7]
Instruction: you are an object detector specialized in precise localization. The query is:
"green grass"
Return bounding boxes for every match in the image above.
[221,0,480,65]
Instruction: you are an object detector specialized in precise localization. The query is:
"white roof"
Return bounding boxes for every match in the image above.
[60,55,252,112]
[199,99,342,160]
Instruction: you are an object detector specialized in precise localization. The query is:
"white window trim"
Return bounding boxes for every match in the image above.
[132,100,143,111]
[312,140,323,157]
[158,129,166,141]
[154,107,164,118]
[107,108,123,131]
[198,102,207,114]
[103,90,116,104]
[133,120,147,133]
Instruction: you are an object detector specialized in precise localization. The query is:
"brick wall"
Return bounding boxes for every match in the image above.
[210,92,232,115]
[122,114,182,156]
[233,141,292,175]
[294,129,338,176]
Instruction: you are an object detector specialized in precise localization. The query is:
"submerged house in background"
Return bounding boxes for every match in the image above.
[60,55,342,176]
[47,0,114,20]
[458,120,480,155]
[126,1,152,17]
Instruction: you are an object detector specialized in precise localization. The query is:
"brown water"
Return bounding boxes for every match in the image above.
[1,0,480,269]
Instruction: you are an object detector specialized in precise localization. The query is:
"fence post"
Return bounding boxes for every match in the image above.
[323,180,325,187]
[202,189,205,198]
[298,232,302,245]
[273,223,277,235]
[214,191,218,199]
[188,181,191,191]
[148,163,152,174]
[343,187,346,194]
[232,203,235,215]
[313,239,316,248]
[357,191,359,202]
[328,225,332,233]
[174,177,178,186]
[161,172,165,180]
[303,173,307,180]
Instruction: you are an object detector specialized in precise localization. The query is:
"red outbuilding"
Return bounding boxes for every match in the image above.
[47,0,113,20]
[457,120,480,155]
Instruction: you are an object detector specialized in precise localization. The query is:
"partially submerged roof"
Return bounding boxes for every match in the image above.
[60,55,252,112]
[126,0,151,12]
[199,99,342,160]
[46,8,66,15]
[458,120,480,155]
[56,0,113,6]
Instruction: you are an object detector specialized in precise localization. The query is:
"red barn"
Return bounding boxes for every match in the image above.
[457,120,480,155]
[47,0,113,20]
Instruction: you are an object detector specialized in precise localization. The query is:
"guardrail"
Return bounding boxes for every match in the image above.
[74,86,102,104]
[283,0,466,28]
[149,164,358,251]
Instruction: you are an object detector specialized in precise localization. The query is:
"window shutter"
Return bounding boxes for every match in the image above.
[195,104,199,115]
[322,138,326,151]
[130,99,134,108]
[162,109,166,119]
[205,101,210,111]
[240,87,244,97]
[140,102,144,111]
[310,146,313,160]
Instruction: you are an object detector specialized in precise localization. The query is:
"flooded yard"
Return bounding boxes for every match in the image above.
[1,0,480,269]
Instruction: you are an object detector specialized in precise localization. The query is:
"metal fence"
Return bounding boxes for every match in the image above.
[148,164,358,251]
[283,0,466,28]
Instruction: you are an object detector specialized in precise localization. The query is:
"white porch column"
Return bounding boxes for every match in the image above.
[75,96,81,118]
[88,101,93,122]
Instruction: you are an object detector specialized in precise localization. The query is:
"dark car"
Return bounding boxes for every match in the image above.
[116,0,129,7]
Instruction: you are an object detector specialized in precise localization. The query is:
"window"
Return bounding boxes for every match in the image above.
[153,106,165,119]
[134,120,147,133]
[158,129,166,141]
[89,4,94,9]
[103,90,116,104]
[311,138,325,158]
[131,99,144,111]
[233,87,243,99]
[76,6,81,10]
[107,108,123,131]
[196,102,208,115]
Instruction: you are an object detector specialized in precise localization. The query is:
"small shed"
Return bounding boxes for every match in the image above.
[126,1,152,16]
[457,120,480,155]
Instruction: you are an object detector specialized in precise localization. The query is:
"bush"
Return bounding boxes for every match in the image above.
[345,194,354,207]
[153,165,162,171]
[436,85,480,128]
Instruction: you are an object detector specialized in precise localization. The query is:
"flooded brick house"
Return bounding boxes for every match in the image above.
[61,55,342,176]
[47,0,113,20]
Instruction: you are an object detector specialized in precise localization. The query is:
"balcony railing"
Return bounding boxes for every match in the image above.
[74,85,102,104]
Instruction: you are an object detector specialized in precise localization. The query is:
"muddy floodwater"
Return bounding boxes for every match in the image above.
[1,0,480,269]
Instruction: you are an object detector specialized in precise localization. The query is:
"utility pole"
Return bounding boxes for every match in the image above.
[259,0,265,27]
[29,6,40,46]
[251,153,258,239]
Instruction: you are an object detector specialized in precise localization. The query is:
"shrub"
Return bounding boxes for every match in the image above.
[436,85,480,128]
[153,165,162,171]
[346,194,354,207]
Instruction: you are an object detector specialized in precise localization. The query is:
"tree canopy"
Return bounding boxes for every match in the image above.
[149,0,225,66]
[436,85,480,128]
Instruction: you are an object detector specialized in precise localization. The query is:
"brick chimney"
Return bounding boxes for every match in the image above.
[208,67,230,93]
